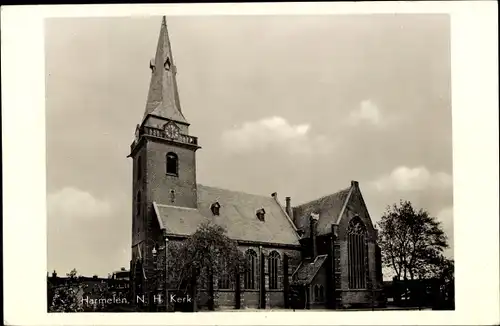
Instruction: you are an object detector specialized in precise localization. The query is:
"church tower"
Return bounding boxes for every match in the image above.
[129,17,200,271]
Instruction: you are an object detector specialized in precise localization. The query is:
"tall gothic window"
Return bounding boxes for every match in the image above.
[218,258,231,289]
[244,249,257,289]
[348,217,367,289]
[268,251,280,289]
[166,152,178,175]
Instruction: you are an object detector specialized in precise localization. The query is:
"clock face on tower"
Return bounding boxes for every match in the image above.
[164,122,180,140]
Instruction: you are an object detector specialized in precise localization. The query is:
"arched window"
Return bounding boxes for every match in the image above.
[244,249,257,289]
[135,191,141,217]
[268,251,280,290]
[314,285,319,301]
[166,152,178,176]
[218,258,231,289]
[348,217,367,289]
[319,285,324,302]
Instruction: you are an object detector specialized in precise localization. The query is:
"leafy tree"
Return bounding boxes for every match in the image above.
[167,222,247,311]
[377,200,449,281]
[48,268,133,312]
[66,268,78,279]
[49,284,84,312]
[48,269,84,312]
[433,257,455,309]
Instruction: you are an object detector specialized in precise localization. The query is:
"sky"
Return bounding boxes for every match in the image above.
[45,14,452,277]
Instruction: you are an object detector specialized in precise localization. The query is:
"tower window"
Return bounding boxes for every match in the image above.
[166,152,178,176]
[164,57,171,71]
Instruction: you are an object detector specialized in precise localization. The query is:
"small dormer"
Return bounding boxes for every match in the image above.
[256,208,266,221]
[210,202,221,216]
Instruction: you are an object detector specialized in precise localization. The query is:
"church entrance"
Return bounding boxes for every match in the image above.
[289,284,307,310]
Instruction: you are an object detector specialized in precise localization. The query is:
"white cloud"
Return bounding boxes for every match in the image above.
[48,187,112,220]
[221,116,333,155]
[348,100,382,126]
[372,166,453,192]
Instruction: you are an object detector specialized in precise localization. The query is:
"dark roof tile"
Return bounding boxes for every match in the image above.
[292,187,352,237]
[155,184,300,245]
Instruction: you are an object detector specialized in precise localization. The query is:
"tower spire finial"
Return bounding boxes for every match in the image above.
[143,16,187,124]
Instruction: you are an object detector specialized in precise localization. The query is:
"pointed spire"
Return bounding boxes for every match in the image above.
[143,16,187,124]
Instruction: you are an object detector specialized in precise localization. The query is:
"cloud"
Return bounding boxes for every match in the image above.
[221,116,333,155]
[348,100,382,126]
[47,187,123,276]
[48,187,112,220]
[372,166,453,192]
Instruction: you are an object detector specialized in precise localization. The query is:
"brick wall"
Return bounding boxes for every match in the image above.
[145,140,198,209]
[137,240,301,310]
[217,290,236,308]
[237,245,301,309]
[333,185,383,307]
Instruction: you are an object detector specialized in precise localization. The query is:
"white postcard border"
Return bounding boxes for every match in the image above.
[2,2,499,325]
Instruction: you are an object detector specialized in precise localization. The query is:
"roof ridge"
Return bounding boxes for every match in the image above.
[293,186,351,208]
[335,186,354,224]
[197,183,274,201]
[155,203,199,211]
[272,196,299,233]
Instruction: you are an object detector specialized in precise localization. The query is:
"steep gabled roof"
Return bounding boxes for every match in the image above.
[291,254,328,285]
[154,184,300,245]
[292,184,353,237]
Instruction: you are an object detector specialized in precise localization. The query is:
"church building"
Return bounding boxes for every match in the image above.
[129,17,384,310]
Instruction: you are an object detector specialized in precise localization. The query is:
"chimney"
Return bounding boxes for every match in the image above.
[285,197,294,221]
[310,213,319,258]
[351,180,359,187]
